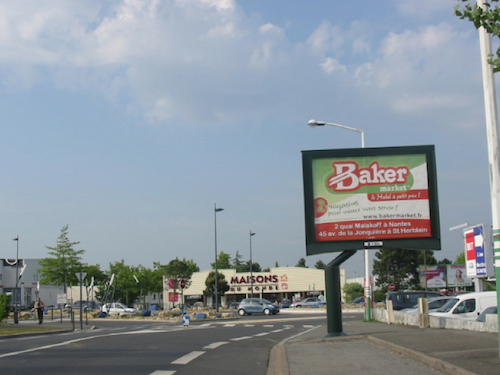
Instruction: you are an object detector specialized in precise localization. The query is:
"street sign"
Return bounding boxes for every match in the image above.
[75,272,87,282]
[180,279,186,289]
[389,284,396,291]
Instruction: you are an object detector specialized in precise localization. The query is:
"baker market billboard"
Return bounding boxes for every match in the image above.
[302,145,441,255]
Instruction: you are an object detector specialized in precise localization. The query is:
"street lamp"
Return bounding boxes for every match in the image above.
[308,119,371,321]
[249,231,256,298]
[214,204,224,313]
[13,236,19,324]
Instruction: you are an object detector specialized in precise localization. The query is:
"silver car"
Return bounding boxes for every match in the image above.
[237,298,279,316]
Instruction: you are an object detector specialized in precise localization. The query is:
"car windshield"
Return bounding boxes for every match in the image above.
[436,298,459,312]
[261,299,272,304]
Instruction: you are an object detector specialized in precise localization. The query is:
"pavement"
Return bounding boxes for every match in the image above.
[2,313,500,375]
[267,315,500,375]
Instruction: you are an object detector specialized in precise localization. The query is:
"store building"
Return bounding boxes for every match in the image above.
[163,267,344,308]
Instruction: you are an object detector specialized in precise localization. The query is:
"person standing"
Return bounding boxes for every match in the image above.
[34,297,45,324]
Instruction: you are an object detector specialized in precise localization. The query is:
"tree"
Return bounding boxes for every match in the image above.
[0,294,10,323]
[417,250,437,266]
[104,260,141,307]
[455,0,500,71]
[315,260,326,269]
[232,251,246,272]
[204,271,229,307]
[372,249,420,291]
[343,282,364,301]
[456,252,466,264]
[38,225,85,292]
[210,251,232,270]
[295,258,308,268]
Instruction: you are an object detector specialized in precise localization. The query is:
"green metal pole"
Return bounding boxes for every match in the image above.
[325,250,357,337]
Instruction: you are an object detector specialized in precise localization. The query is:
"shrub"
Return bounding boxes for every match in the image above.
[0,294,11,322]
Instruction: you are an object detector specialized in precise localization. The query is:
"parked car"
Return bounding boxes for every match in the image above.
[101,302,136,314]
[228,301,240,309]
[192,302,204,308]
[476,306,497,322]
[279,299,291,308]
[400,296,455,314]
[237,298,279,316]
[386,291,443,311]
[290,297,325,308]
[346,296,365,305]
[430,291,497,321]
[71,300,101,310]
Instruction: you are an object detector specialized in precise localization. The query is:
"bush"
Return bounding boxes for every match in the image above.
[0,294,11,322]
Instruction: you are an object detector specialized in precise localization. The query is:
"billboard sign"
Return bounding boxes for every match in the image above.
[419,265,446,288]
[302,145,441,255]
[446,264,472,287]
[464,224,494,278]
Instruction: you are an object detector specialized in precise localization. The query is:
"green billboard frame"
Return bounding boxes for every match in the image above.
[302,145,441,255]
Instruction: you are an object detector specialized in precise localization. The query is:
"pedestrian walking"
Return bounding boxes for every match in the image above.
[34,297,45,324]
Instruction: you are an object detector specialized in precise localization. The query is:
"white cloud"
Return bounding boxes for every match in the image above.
[320,57,347,75]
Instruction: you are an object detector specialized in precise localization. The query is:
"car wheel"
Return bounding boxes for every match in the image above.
[295,305,302,308]
[238,309,246,316]
[264,308,271,315]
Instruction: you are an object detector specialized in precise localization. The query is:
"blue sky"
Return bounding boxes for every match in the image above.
[0,0,496,279]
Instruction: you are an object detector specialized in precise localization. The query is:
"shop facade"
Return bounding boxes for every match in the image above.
[163,267,333,308]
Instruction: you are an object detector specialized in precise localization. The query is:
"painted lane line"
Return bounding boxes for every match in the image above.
[271,329,284,333]
[223,324,236,327]
[254,332,270,337]
[263,325,274,327]
[230,336,253,341]
[171,351,205,365]
[244,324,255,327]
[150,371,176,375]
[203,341,229,349]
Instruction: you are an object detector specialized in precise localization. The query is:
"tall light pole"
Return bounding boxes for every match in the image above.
[13,236,19,324]
[308,119,372,321]
[249,231,256,298]
[214,204,224,313]
[476,0,500,356]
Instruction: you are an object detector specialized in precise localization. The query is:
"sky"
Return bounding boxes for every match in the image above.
[0,0,497,280]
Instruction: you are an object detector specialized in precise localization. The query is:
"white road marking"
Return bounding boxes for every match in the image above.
[254,332,270,337]
[263,325,274,327]
[171,351,205,365]
[150,371,176,375]
[203,341,229,349]
[223,324,236,327]
[230,336,252,341]
[244,324,254,327]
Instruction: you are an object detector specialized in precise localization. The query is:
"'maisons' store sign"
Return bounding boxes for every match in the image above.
[229,274,286,292]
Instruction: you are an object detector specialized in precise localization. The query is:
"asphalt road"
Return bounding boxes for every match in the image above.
[0,312,333,375]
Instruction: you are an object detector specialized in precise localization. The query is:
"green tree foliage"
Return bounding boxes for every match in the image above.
[456,252,466,264]
[455,0,500,71]
[372,249,420,291]
[204,271,230,306]
[0,294,11,322]
[343,282,364,301]
[210,251,232,269]
[38,225,85,292]
[295,258,308,268]
[315,260,326,269]
[104,260,141,307]
[232,251,245,272]
[417,250,437,266]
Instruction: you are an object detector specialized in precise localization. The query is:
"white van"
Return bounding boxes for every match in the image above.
[429,291,497,321]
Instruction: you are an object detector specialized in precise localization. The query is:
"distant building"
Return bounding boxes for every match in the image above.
[0,258,64,308]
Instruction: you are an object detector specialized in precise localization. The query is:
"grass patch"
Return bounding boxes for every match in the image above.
[0,324,59,336]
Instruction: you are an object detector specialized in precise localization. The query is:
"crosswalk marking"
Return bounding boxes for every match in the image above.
[171,351,205,365]
[203,341,229,349]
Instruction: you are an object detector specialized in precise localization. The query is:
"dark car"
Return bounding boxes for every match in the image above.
[279,299,291,308]
[237,298,279,316]
[476,306,497,322]
[386,291,442,311]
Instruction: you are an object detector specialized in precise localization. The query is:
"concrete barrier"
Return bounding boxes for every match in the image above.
[372,307,498,333]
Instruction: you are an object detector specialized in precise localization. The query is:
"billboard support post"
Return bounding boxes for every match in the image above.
[325,250,357,337]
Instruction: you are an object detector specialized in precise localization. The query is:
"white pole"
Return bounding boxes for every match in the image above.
[477,0,500,356]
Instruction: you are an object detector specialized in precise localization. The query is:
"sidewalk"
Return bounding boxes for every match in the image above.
[268,319,500,375]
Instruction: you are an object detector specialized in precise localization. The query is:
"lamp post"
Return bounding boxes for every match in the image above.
[13,236,19,324]
[214,204,224,313]
[308,119,372,321]
[249,231,256,298]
